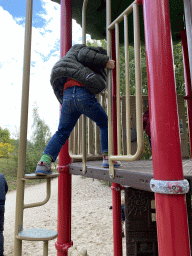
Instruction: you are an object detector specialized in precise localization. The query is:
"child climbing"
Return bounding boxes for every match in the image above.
[35,44,121,175]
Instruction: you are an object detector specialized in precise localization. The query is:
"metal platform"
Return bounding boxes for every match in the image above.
[69,159,192,192]
[23,173,60,180]
[17,228,58,241]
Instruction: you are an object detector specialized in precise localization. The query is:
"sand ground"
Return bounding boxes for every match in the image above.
[3,175,126,255]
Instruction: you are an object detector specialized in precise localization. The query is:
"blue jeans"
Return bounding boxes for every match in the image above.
[44,86,108,161]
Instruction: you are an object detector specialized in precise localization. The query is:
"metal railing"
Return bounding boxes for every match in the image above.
[107,0,143,178]
[68,0,107,172]
[69,0,143,178]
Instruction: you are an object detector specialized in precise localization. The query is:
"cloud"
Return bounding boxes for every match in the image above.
[0,7,24,135]
[0,0,92,141]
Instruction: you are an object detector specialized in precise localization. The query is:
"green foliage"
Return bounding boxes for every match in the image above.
[100,39,107,49]
[0,156,45,191]
[87,39,185,96]
[13,107,52,173]
[120,43,184,96]
[24,107,52,173]
[0,142,15,159]
[87,39,107,49]
[0,127,12,144]
[87,39,99,47]
[140,133,152,160]
[87,39,185,160]
[118,45,148,96]
[0,157,19,190]
[0,127,15,161]
[173,42,185,95]
[31,107,52,151]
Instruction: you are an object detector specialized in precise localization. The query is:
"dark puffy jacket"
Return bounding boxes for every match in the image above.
[50,44,109,104]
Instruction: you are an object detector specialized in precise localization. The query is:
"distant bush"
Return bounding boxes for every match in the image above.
[0,142,15,158]
[140,133,151,159]
[12,106,52,174]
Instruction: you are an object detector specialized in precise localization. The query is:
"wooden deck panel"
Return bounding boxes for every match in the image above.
[69,159,192,192]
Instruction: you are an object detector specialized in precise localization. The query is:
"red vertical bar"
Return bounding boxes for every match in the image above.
[60,0,72,59]
[111,29,122,256]
[56,166,73,255]
[181,29,192,157]
[111,183,122,256]
[137,0,142,5]
[142,0,190,255]
[55,0,72,255]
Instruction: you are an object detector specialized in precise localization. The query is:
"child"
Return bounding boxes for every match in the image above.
[0,174,8,256]
[35,44,121,175]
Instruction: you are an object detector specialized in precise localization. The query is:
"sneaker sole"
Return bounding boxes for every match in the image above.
[102,164,121,168]
[35,171,52,176]
[35,172,47,176]
[102,164,109,168]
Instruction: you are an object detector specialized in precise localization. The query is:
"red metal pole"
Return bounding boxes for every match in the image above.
[111,29,122,256]
[137,0,142,5]
[181,29,192,157]
[56,166,73,255]
[55,0,72,255]
[142,0,191,255]
[111,183,122,256]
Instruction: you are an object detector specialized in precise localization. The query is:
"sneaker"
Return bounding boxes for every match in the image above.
[35,161,52,176]
[102,155,122,168]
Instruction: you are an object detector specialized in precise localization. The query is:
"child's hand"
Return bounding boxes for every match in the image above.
[106,60,115,69]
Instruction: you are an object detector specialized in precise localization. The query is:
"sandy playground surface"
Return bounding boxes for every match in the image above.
[3,175,126,255]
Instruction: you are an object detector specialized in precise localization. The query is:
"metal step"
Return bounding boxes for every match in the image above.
[22,173,59,180]
[17,228,58,241]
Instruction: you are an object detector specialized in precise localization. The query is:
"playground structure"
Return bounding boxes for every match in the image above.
[13,0,192,255]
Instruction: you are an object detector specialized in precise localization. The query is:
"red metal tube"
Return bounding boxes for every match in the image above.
[56,0,72,255]
[181,29,192,157]
[137,0,142,5]
[111,29,122,256]
[111,184,123,256]
[60,0,72,59]
[142,0,190,255]
[56,166,73,255]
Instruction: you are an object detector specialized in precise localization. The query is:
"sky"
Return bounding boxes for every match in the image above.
[0,0,91,141]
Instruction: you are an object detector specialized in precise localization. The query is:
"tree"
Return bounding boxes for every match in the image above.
[0,142,14,159]
[173,42,185,95]
[0,127,12,144]
[87,39,185,96]
[31,107,52,151]
[0,127,15,161]
[25,107,52,173]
